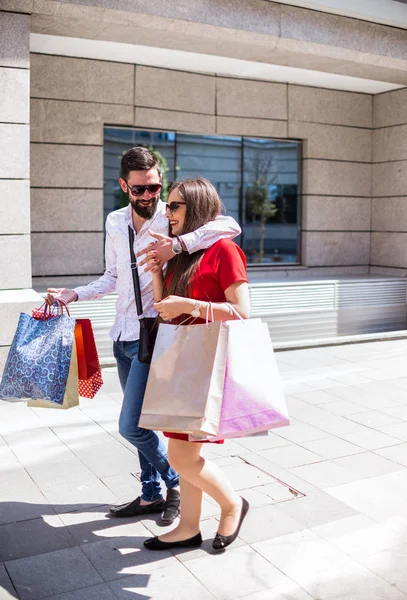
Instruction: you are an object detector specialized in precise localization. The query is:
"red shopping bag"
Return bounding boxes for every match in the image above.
[75,319,103,398]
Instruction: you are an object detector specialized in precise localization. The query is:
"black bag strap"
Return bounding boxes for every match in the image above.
[128,225,144,317]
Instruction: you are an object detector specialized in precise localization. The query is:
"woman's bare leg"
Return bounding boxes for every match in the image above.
[158,476,202,542]
[166,438,242,538]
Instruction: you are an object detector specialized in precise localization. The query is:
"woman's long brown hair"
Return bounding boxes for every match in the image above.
[163,178,224,300]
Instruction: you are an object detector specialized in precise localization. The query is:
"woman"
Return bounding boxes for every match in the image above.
[143,177,250,552]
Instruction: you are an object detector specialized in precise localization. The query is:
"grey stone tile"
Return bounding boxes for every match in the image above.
[274,423,327,443]
[346,410,403,429]
[252,529,348,581]
[31,189,103,233]
[31,54,133,104]
[302,196,371,232]
[290,122,372,162]
[374,124,407,163]
[374,88,407,128]
[375,443,407,468]
[275,489,356,529]
[256,481,299,503]
[217,78,287,120]
[299,437,364,460]
[380,422,407,442]
[186,545,289,600]
[238,503,305,544]
[31,144,103,188]
[216,116,287,138]
[303,160,371,197]
[259,445,323,469]
[101,473,141,503]
[373,162,407,198]
[302,231,370,267]
[239,581,315,600]
[80,528,177,581]
[40,583,117,600]
[5,547,102,600]
[359,543,407,595]
[297,561,406,600]
[31,99,133,145]
[236,433,291,452]
[289,460,362,489]
[0,124,29,179]
[107,560,214,599]
[57,505,134,542]
[334,452,403,480]
[136,66,215,114]
[218,462,275,490]
[3,428,77,468]
[241,452,318,494]
[0,180,30,236]
[69,440,139,479]
[319,399,367,417]
[32,232,104,277]
[0,466,52,525]
[0,67,29,123]
[288,85,372,128]
[26,459,119,513]
[0,513,75,561]
[312,513,407,559]
[0,562,17,598]
[326,469,407,516]
[0,12,29,69]
[0,234,31,290]
[135,106,216,134]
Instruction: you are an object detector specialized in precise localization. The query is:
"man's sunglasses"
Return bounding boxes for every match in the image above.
[126,183,162,197]
[165,202,187,215]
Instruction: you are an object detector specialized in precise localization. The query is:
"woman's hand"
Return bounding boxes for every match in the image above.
[154,296,192,321]
[146,255,162,275]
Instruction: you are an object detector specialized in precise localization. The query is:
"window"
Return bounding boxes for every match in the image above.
[104,128,301,264]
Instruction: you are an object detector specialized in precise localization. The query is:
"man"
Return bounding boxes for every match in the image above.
[47,146,241,523]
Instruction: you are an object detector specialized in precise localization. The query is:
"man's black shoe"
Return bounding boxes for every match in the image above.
[161,488,180,524]
[109,496,165,518]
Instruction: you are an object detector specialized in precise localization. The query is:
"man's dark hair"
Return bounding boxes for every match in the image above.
[120,146,161,180]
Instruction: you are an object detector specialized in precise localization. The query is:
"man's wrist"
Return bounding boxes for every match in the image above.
[172,237,184,255]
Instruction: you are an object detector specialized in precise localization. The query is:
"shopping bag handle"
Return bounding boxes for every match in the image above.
[225,302,244,322]
[55,298,71,317]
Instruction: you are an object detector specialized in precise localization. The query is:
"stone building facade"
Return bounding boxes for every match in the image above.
[1,0,407,366]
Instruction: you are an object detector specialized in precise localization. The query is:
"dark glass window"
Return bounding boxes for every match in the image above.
[104,127,301,264]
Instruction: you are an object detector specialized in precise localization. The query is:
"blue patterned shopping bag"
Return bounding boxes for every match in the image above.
[0,313,76,405]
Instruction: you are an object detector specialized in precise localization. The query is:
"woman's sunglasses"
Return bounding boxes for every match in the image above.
[126,183,162,197]
[165,202,187,215]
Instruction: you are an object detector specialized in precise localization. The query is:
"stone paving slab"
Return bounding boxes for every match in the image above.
[3,339,407,599]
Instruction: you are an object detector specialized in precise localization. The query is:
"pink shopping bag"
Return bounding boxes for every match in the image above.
[194,318,289,441]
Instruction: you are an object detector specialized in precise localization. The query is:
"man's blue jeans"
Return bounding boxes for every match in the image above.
[113,340,179,502]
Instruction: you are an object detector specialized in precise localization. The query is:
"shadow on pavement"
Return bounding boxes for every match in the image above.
[0,500,191,600]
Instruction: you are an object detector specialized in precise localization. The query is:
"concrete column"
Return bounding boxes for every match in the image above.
[0,10,42,373]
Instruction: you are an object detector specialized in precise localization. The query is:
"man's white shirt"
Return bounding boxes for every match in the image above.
[74,201,241,342]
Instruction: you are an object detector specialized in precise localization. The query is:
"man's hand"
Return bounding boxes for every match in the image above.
[46,288,78,306]
[154,296,192,321]
[136,230,176,271]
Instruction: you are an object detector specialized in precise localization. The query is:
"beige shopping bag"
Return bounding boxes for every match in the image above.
[27,341,79,409]
[139,320,228,436]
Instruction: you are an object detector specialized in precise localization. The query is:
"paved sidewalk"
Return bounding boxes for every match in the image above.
[2,339,407,600]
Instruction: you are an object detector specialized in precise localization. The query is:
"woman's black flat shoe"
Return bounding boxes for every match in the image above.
[212,497,249,551]
[144,532,202,551]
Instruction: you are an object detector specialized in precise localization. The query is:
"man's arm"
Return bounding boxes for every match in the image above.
[179,214,241,254]
[137,214,241,268]
[46,225,117,305]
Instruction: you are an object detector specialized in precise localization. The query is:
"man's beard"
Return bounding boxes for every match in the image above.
[129,196,159,219]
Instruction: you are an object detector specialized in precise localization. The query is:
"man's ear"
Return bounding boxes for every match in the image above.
[118,177,127,193]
